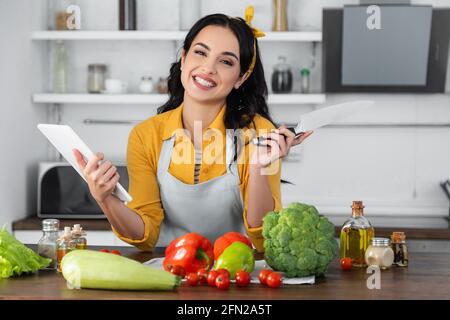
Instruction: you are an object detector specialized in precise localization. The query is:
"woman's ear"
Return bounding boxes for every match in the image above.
[234,70,251,90]
[180,49,186,70]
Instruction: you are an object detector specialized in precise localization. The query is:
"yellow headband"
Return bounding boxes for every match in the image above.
[243,6,265,74]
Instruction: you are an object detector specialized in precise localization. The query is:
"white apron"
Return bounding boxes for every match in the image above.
[155,132,246,247]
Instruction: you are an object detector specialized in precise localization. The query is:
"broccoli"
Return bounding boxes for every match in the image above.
[263,202,338,277]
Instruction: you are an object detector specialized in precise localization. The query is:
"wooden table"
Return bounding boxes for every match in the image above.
[0,245,449,300]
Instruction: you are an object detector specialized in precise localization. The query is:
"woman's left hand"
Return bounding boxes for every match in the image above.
[251,125,313,168]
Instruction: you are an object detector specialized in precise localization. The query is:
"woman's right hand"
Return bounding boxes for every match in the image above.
[73,148,120,204]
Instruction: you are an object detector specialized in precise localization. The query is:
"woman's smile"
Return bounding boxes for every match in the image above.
[192,74,217,90]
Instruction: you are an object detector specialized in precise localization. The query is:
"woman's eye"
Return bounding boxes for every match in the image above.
[194,50,206,57]
[221,60,233,66]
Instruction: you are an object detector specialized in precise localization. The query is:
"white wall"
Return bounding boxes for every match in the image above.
[0,0,48,231]
[3,0,450,228]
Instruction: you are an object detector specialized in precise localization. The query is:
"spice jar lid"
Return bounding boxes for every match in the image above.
[371,237,390,246]
[42,219,60,231]
[391,231,406,242]
[88,64,107,70]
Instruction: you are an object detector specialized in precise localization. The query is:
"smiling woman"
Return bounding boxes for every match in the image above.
[73,8,313,253]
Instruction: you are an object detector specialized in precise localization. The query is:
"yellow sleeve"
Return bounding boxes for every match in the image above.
[242,161,282,253]
[241,119,283,253]
[111,126,164,252]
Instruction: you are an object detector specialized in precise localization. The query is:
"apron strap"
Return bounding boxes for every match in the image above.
[157,135,176,176]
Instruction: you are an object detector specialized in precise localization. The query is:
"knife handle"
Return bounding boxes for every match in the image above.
[251,127,305,146]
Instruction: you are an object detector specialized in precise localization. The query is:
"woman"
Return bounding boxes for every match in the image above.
[73,10,313,252]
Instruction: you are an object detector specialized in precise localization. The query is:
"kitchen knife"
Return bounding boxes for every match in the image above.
[252,100,375,146]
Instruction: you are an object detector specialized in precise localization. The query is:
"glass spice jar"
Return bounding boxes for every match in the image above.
[391,232,408,267]
[70,224,87,250]
[87,64,108,93]
[37,219,60,270]
[365,238,394,269]
[56,227,73,272]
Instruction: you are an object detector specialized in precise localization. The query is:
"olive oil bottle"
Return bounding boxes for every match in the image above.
[340,201,375,267]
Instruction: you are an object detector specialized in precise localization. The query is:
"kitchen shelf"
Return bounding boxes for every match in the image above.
[31,31,322,42]
[32,93,326,105]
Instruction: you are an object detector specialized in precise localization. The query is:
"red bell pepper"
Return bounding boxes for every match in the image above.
[163,232,214,274]
[213,232,253,260]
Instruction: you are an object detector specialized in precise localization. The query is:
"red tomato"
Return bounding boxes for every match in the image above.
[216,268,230,279]
[207,270,220,287]
[170,265,186,278]
[111,250,121,255]
[186,273,199,286]
[235,271,251,287]
[340,257,352,271]
[258,269,272,285]
[266,272,282,288]
[99,249,109,253]
[215,274,230,290]
[197,268,208,284]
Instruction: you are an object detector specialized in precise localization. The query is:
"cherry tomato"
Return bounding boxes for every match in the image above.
[99,249,109,253]
[186,273,199,286]
[111,250,121,255]
[197,268,208,284]
[340,257,352,271]
[258,269,272,285]
[235,270,251,287]
[215,274,230,290]
[207,270,220,287]
[170,265,186,278]
[216,268,230,279]
[266,272,282,288]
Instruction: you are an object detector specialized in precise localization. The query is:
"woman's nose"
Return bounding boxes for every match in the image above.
[200,60,217,75]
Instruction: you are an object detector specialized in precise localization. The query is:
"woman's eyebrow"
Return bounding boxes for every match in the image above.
[193,42,239,61]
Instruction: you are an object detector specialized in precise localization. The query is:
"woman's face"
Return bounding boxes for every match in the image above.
[181,25,248,105]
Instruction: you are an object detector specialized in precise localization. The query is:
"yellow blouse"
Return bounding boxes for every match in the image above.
[112,103,282,252]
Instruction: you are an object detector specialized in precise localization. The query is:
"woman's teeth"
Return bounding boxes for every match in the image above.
[194,76,215,88]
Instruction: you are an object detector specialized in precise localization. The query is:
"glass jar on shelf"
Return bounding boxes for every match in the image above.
[156,77,169,94]
[139,76,154,93]
[37,219,60,270]
[52,40,69,94]
[87,64,108,93]
[300,68,310,93]
[271,56,293,93]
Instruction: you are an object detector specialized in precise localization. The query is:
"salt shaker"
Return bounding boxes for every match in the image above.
[37,219,60,270]
[139,76,154,93]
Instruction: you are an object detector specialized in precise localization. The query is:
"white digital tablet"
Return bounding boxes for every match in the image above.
[37,124,132,203]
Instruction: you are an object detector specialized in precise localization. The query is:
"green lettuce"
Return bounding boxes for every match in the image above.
[0,226,51,278]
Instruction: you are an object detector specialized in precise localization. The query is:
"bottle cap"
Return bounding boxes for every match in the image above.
[351,201,365,216]
[371,237,390,246]
[42,219,60,232]
[71,224,86,236]
[301,68,310,75]
[391,231,406,242]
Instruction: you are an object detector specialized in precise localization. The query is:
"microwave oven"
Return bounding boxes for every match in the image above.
[37,162,129,219]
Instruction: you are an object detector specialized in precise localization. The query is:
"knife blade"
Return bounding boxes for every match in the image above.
[252,100,374,146]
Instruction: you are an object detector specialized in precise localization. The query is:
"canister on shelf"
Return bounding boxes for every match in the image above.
[87,64,108,93]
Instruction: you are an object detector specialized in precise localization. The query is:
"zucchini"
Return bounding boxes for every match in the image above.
[61,250,180,291]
